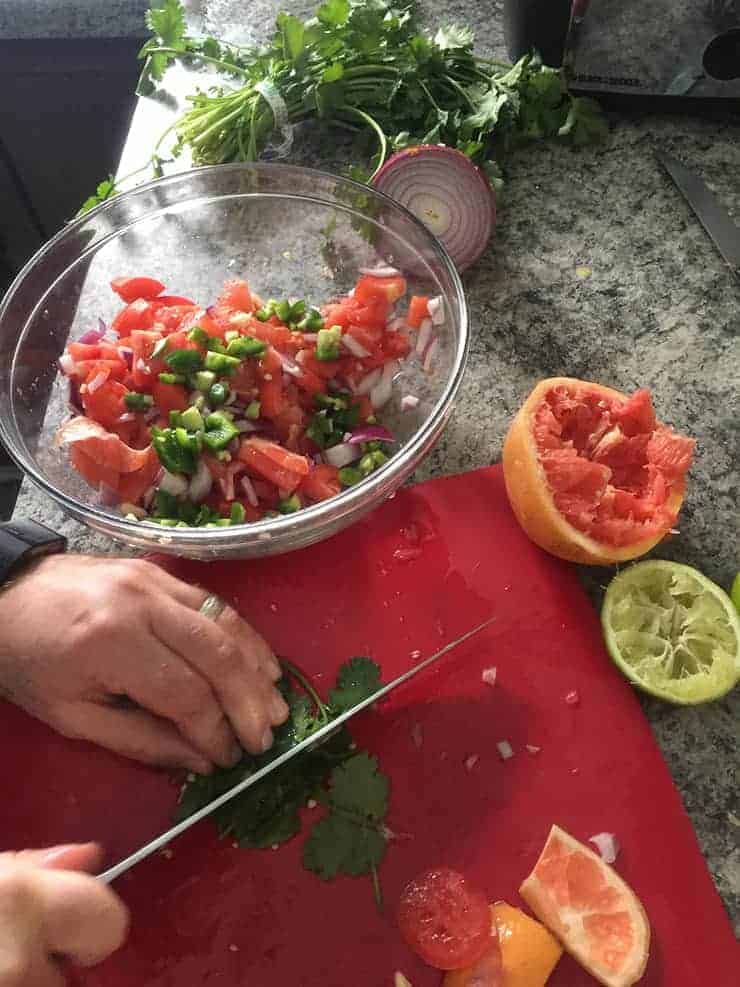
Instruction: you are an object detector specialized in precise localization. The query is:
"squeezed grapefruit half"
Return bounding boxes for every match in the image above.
[502,378,695,565]
[519,825,650,987]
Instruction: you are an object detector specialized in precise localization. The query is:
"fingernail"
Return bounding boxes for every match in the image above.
[38,845,84,867]
[227,743,243,767]
[260,728,274,753]
[271,694,289,723]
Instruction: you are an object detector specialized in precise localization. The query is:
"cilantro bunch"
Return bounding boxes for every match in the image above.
[176,655,391,905]
[136,0,605,192]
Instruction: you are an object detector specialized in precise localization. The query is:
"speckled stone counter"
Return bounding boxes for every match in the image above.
[0,0,149,38]
[12,0,740,930]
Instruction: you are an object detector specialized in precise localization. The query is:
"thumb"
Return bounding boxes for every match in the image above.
[18,843,103,873]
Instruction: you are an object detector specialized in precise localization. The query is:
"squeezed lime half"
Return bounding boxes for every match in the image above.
[602,561,740,704]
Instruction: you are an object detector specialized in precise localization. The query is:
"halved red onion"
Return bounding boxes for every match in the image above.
[358,265,400,278]
[589,832,620,864]
[189,459,212,502]
[416,318,433,356]
[58,353,77,376]
[348,425,394,445]
[355,367,382,396]
[370,360,397,410]
[324,442,361,468]
[240,475,259,508]
[401,394,419,412]
[342,334,371,359]
[427,296,445,326]
[373,146,495,273]
[86,371,108,394]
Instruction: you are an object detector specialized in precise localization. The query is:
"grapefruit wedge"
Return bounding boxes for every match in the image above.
[502,379,695,565]
[519,825,650,987]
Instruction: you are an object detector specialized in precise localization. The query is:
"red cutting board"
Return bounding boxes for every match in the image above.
[1,466,736,986]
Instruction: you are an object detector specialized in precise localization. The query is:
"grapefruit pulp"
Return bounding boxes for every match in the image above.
[519,825,650,987]
[502,378,695,565]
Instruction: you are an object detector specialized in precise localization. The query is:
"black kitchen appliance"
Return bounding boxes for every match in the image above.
[504,0,740,105]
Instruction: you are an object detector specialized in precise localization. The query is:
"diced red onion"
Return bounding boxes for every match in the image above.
[342,334,371,359]
[481,667,497,687]
[240,475,258,508]
[416,318,433,356]
[86,371,108,394]
[422,338,439,374]
[370,360,397,410]
[302,332,319,343]
[144,406,160,424]
[58,354,77,376]
[227,437,240,456]
[372,145,496,273]
[525,744,541,755]
[68,380,83,413]
[117,412,136,424]
[79,325,106,345]
[188,459,212,502]
[427,296,445,326]
[159,470,189,496]
[393,546,422,562]
[278,352,301,376]
[235,419,259,433]
[118,346,134,368]
[135,358,148,373]
[589,832,620,864]
[386,316,407,333]
[497,740,514,760]
[565,690,580,706]
[356,367,382,396]
[464,753,479,772]
[324,442,361,468]
[358,265,400,277]
[401,394,420,412]
[348,425,394,445]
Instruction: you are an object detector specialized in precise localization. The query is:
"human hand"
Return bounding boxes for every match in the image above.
[0,555,289,773]
[0,842,128,985]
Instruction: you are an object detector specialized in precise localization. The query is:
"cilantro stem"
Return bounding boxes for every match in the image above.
[145,45,254,79]
[281,659,331,720]
[339,106,388,180]
[371,864,383,912]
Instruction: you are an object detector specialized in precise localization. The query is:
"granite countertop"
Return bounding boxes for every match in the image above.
[13,0,740,930]
[0,0,150,39]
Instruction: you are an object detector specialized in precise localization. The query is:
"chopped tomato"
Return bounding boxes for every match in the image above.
[238,438,309,493]
[354,274,407,305]
[323,295,387,331]
[69,445,120,492]
[152,303,200,333]
[258,347,284,419]
[81,380,128,429]
[406,295,430,328]
[383,331,411,360]
[397,868,492,971]
[218,279,253,312]
[111,276,165,304]
[152,380,189,415]
[112,298,155,335]
[152,294,195,308]
[246,317,296,352]
[300,464,341,502]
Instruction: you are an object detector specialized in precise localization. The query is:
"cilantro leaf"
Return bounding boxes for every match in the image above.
[277,12,305,61]
[328,656,382,713]
[558,97,609,146]
[78,177,117,215]
[303,813,386,879]
[318,0,350,27]
[138,0,187,94]
[330,752,388,821]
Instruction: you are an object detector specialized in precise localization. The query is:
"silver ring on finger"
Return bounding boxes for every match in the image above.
[199,593,227,622]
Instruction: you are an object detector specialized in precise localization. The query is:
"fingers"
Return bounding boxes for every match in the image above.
[36,869,129,967]
[154,600,289,756]
[112,631,240,770]
[15,845,102,874]
[53,702,213,775]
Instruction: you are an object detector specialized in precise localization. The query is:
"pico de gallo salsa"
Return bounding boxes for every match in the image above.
[55,272,438,527]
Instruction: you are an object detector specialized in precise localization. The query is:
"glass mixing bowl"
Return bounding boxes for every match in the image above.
[0,164,468,559]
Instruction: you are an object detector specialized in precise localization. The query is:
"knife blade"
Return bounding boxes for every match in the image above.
[656,151,740,279]
[97,615,496,884]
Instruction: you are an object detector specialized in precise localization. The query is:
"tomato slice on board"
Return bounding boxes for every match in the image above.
[111,277,165,304]
[397,868,493,971]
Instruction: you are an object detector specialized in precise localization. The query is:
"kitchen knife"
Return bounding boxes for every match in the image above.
[656,151,740,280]
[97,615,496,884]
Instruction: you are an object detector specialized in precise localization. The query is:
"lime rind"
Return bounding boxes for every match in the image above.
[602,561,740,704]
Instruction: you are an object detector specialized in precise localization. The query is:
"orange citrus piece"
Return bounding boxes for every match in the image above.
[519,825,650,987]
[492,902,563,986]
[502,378,694,565]
[443,903,562,987]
